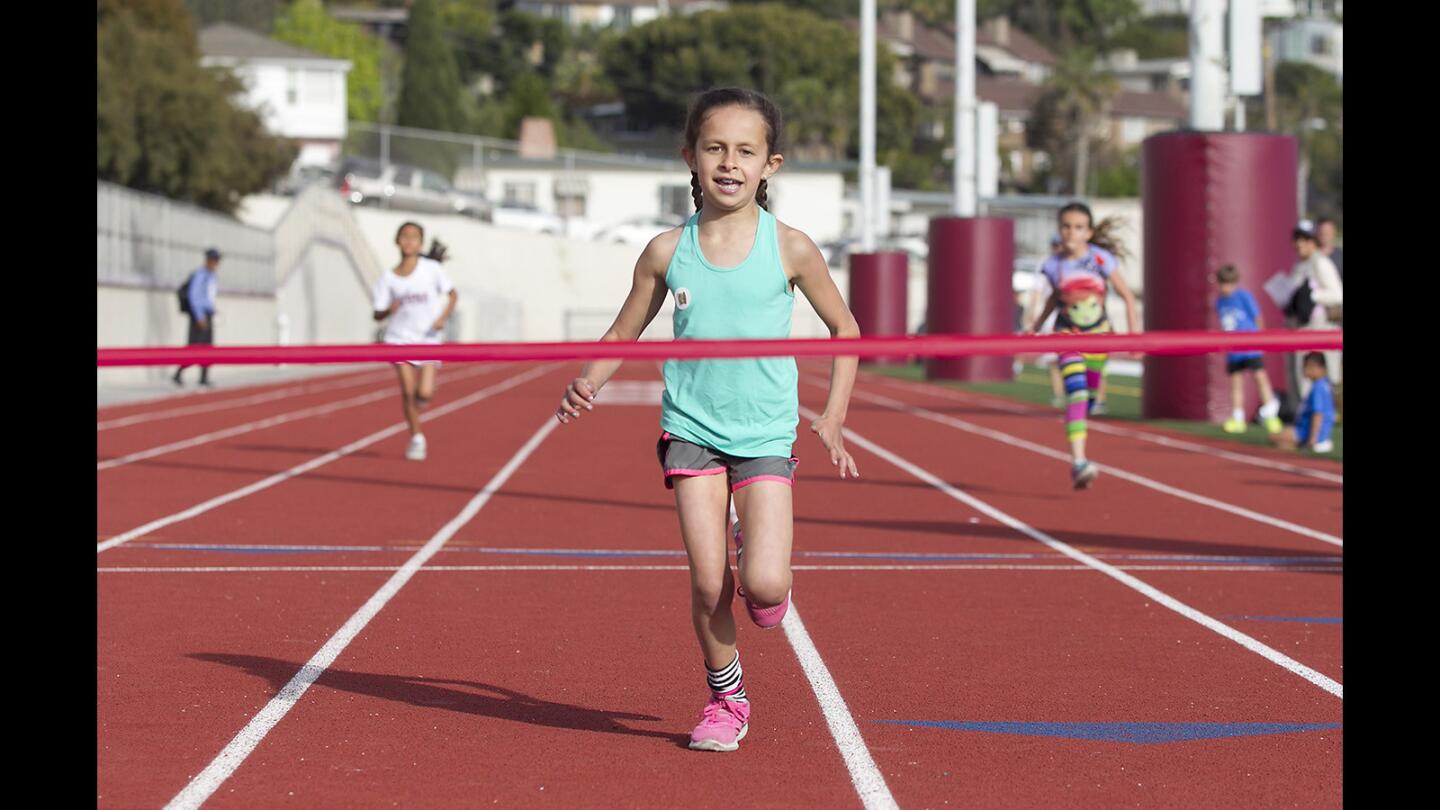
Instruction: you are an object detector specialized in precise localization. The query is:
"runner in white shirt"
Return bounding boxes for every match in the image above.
[373,221,458,460]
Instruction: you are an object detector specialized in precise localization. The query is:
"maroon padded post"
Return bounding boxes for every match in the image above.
[925,217,1015,381]
[1141,132,1298,420]
[848,251,910,366]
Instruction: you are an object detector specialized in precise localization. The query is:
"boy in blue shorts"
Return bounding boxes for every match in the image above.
[1215,264,1282,434]
[1271,352,1337,454]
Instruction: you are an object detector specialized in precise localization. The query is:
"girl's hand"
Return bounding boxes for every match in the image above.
[810,415,859,479]
[555,378,596,424]
[431,319,446,333]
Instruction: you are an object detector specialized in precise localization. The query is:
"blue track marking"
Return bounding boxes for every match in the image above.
[873,720,1342,743]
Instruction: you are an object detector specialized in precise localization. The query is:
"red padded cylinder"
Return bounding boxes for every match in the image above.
[1142,132,1299,421]
[848,251,909,366]
[925,217,1015,381]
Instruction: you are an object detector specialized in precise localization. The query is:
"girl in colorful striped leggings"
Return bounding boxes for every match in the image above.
[1026,202,1140,489]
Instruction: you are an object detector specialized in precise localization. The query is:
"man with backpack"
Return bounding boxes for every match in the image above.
[174,247,220,387]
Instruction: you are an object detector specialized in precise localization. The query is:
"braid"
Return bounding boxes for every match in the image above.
[756,179,769,210]
[690,171,703,212]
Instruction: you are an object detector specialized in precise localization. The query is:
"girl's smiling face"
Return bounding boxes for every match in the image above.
[1058,210,1093,256]
[683,105,783,211]
[396,224,423,257]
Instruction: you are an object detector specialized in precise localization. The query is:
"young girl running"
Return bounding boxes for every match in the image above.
[373,222,458,461]
[554,88,861,752]
[1027,203,1139,489]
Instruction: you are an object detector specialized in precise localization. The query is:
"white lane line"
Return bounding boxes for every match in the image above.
[807,405,1343,700]
[825,381,1343,549]
[726,500,896,808]
[96,369,398,430]
[98,564,1344,574]
[162,417,559,810]
[782,606,899,810]
[865,374,1344,485]
[96,365,554,554]
[98,365,495,471]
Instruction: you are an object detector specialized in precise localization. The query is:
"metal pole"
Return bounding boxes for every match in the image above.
[954,0,976,216]
[860,0,876,251]
[380,124,391,170]
[1189,0,1225,130]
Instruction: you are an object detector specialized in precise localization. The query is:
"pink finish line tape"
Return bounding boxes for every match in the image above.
[96,329,1342,367]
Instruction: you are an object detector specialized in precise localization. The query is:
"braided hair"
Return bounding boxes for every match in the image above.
[683,87,782,213]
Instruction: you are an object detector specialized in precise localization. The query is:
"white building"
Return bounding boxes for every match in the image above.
[506,1,727,30]
[199,23,353,167]
[1268,17,1343,83]
[462,158,847,245]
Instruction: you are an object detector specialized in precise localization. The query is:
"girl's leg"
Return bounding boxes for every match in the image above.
[1058,351,1090,461]
[1048,362,1064,407]
[394,363,422,436]
[1083,352,1107,413]
[673,474,738,669]
[1254,367,1282,432]
[730,481,794,609]
[416,363,439,405]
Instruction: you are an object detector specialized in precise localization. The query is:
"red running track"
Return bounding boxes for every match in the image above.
[98,361,1341,808]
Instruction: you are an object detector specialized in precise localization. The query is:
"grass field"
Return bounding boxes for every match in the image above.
[865,362,1343,461]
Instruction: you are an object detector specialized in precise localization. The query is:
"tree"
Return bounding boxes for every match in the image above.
[396,0,464,132]
[1028,46,1118,195]
[272,0,385,122]
[97,0,295,214]
[1273,62,1343,221]
[963,0,1140,53]
[601,3,921,161]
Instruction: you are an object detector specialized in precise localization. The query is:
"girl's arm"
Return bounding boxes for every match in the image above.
[431,289,459,332]
[783,225,860,478]
[1029,290,1060,334]
[556,230,677,423]
[1109,270,1140,334]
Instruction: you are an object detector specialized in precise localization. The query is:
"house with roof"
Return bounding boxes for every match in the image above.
[852,11,1185,191]
[198,23,353,167]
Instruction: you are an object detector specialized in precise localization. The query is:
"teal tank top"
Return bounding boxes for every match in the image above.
[660,208,799,458]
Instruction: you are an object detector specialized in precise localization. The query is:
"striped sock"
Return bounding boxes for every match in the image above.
[706,652,748,703]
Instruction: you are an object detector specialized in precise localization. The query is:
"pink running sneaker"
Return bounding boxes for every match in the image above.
[688,696,750,752]
[731,522,791,630]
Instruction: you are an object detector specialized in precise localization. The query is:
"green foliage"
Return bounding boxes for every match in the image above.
[396,0,464,132]
[435,0,497,85]
[472,10,572,91]
[727,0,853,19]
[184,0,280,33]
[1274,62,1343,222]
[602,3,921,159]
[1094,147,1140,197]
[503,72,559,138]
[97,0,296,214]
[1109,13,1188,59]
[272,0,385,122]
[971,0,1139,52]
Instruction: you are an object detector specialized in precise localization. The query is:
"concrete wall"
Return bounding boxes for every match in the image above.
[98,288,277,385]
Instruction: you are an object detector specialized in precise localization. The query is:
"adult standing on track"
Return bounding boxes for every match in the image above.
[173,247,221,388]
[554,87,861,754]
[372,222,457,461]
[1026,203,1140,490]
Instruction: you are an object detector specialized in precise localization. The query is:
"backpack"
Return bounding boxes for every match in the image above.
[177,272,196,315]
[1283,280,1314,324]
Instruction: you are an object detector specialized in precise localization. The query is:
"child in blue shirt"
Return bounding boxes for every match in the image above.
[1271,352,1337,454]
[1215,264,1282,434]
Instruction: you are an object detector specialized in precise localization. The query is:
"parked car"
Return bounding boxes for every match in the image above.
[336,159,476,217]
[490,203,566,235]
[592,215,685,246]
[276,162,337,196]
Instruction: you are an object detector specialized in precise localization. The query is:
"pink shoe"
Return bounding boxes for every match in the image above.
[688,696,750,752]
[732,522,791,630]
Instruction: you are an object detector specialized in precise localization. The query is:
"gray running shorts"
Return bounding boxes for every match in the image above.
[656,432,798,492]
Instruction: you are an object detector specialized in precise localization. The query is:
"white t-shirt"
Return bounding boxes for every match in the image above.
[1291,253,1343,328]
[372,257,454,344]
